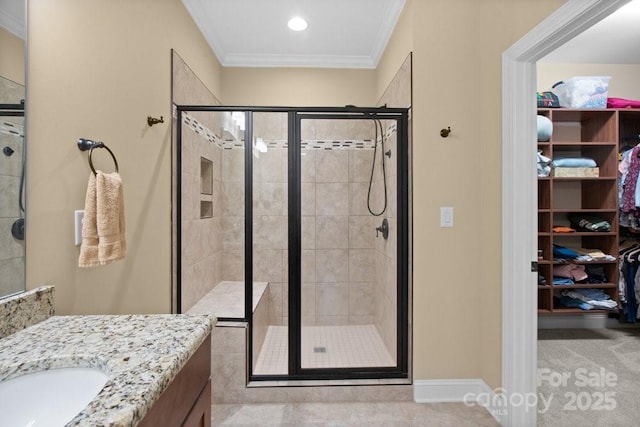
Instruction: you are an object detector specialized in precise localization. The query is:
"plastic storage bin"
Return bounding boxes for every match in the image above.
[552,76,610,109]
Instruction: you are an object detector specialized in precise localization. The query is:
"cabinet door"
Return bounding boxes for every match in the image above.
[139,334,211,427]
[182,380,212,427]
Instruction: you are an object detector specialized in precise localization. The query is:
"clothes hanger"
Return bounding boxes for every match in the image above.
[626,246,640,263]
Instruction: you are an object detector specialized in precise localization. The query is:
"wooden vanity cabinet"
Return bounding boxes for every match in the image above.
[139,333,211,427]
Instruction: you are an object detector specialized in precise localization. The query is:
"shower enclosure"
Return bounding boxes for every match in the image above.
[0,76,25,298]
[177,105,409,381]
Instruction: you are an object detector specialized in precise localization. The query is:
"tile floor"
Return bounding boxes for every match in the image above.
[212,401,500,426]
[254,325,395,374]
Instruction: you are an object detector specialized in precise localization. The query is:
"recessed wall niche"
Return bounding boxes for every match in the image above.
[200,200,213,219]
[200,157,213,219]
[200,157,213,195]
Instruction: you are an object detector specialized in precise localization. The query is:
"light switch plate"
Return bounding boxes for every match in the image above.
[74,210,84,245]
[440,207,454,227]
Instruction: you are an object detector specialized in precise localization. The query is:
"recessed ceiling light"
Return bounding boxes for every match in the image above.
[288,16,308,31]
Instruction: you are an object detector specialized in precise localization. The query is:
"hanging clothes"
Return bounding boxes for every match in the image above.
[619,242,640,323]
[620,146,640,231]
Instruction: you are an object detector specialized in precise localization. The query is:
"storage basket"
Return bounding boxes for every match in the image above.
[552,167,599,178]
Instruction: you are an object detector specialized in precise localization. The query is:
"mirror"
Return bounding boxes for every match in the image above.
[0,0,26,298]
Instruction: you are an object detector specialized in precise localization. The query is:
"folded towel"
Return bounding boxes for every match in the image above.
[551,157,597,168]
[79,173,99,267]
[79,171,126,267]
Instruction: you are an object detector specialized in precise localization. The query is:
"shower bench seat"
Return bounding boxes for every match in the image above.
[187,280,268,319]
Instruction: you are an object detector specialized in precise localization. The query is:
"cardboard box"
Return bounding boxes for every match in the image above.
[552,167,599,177]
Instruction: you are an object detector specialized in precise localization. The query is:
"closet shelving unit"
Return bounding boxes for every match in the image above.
[537,108,622,315]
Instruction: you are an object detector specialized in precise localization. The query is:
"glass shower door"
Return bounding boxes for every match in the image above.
[297,115,398,370]
[250,112,289,376]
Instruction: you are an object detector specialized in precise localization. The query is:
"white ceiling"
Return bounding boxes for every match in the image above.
[540,0,640,64]
[0,0,25,39]
[181,0,406,68]
[1,1,639,67]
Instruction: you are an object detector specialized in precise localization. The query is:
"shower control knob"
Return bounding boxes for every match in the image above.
[376,218,389,240]
[11,218,25,241]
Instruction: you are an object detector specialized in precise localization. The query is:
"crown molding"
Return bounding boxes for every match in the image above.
[369,0,405,66]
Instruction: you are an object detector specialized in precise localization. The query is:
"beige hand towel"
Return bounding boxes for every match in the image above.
[78,173,99,267]
[96,171,126,264]
[79,171,126,267]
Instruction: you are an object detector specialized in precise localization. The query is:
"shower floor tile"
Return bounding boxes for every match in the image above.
[254,324,395,375]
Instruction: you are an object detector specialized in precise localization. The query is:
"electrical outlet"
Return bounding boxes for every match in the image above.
[440,207,454,228]
[74,210,84,245]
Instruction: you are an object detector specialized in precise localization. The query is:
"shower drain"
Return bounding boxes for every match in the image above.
[313,346,327,353]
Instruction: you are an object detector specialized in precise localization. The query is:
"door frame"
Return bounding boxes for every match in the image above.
[501,0,630,425]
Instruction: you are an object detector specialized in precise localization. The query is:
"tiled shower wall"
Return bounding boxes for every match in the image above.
[177,53,411,352]
[300,120,379,327]
[180,115,406,333]
[182,112,385,327]
[0,77,25,297]
[372,125,399,358]
[180,115,224,312]
[216,114,288,325]
[374,54,412,358]
[172,50,224,312]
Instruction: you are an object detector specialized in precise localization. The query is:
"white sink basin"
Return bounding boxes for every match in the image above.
[0,367,109,427]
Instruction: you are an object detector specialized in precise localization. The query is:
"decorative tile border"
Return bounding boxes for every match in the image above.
[0,286,55,339]
[182,112,397,151]
[0,120,24,138]
[183,113,220,146]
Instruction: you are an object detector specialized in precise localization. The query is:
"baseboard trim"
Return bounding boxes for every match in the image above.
[413,379,503,424]
[538,313,609,329]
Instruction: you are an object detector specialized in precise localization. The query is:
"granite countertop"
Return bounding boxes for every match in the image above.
[0,314,213,426]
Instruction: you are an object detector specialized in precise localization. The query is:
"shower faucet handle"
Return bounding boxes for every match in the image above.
[376,218,389,240]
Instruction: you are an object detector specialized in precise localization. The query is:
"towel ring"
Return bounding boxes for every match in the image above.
[88,142,119,175]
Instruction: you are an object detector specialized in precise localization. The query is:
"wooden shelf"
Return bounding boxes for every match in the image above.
[553,209,617,213]
[552,260,616,265]
[552,282,617,289]
[537,108,621,315]
[551,141,617,146]
[552,231,617,236]
[551,177,617,181]
[539,309,616,316]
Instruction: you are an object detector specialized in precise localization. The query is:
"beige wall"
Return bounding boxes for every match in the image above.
[407,0,564,388]
[538,63,640,99]
[375,1,413,101]
[0,28,25,85]
[23,0,568,390]
[221,67,377,106]
[26,0,222,314]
